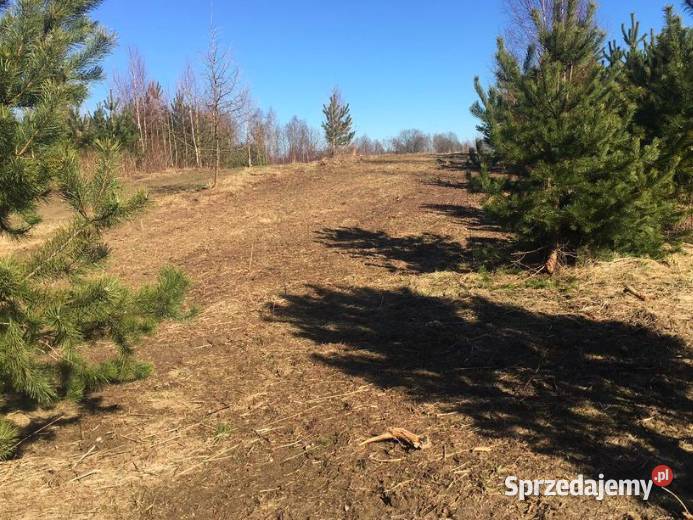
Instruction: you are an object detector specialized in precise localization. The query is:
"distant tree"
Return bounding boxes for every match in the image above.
[285,116,323,162]
[354,135,372,155]
[122,48,148,155]
[372,139,386,155]
[69,92,139,152]
[390,129,432,154]
[0,0,189,458]
[262,109,283,163]
[113,50,180,171]
[321,89,355,155]
[472,0,680,272]
[178,64,202,168]
[247,108,279,167]
[432,132,463,153]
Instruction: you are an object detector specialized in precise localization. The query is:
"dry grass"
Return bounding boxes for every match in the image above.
[1,154,691,519]
[411,245,693,344]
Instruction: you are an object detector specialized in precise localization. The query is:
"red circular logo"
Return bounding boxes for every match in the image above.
[651,465,674,487]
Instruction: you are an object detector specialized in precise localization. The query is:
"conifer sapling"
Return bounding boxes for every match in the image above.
[322,89,356,156]
[471,0,680,271]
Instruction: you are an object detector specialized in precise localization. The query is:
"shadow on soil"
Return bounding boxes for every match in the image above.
[148,183,208,196]
[435,153,474,171]
[422,202,552,271]
[422,177,470,190]
[422,203,500,232]
[316,227,466,274]
[267,285,692,514]
[4,396,121,457]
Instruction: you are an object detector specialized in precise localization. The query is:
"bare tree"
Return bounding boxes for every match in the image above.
[179,64,201,168]
[503,0,590,57]
[283,117,324,163]
[115,48,148,154]
[390,129,432,154]
[204,26,247,187]
[114,49,173,171]
[264,109,282,163]
[354,135,386,155]
[432,132,463,153]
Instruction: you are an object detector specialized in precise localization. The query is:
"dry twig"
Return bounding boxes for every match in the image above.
[623,285,647,301]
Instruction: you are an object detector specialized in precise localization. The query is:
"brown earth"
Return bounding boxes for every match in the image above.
[0,155,691,519]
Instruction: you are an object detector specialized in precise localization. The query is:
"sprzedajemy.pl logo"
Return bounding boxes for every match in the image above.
[505,465,675,502]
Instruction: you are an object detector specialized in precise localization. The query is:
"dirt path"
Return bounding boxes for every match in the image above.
[1,156,690,519]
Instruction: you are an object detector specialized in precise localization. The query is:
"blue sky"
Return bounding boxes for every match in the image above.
[88,0,682,141]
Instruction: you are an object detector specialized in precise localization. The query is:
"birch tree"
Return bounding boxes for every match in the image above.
[205,27,247,187]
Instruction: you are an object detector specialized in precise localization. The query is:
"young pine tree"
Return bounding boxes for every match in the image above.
[69,92,140,152]
[0,0,189,458]
[471,0,680,272]
[607,7,692,207]
[322,89,355,156]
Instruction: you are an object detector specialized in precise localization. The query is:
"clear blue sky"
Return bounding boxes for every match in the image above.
[88,0,682,141]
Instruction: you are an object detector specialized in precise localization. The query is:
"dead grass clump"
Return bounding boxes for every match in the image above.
[411,246,692,343]
[565,247,692,340]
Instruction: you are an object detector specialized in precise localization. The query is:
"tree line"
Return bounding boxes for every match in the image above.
[354,131,473,155]
[70,55,471,172]
[69,50,327,173]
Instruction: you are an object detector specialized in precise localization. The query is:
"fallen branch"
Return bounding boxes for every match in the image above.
[623,285,647,301]
[72,445,96,469]
[69,470,100,483]
[360,427,431,450]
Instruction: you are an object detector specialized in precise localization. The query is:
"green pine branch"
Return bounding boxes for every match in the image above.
[0,0,190,459]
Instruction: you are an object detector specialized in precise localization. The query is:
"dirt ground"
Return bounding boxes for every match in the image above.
[0,155,691,519]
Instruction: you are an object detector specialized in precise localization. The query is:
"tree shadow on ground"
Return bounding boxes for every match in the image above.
[422,203,500,231]
[435,153,473,171]
[148,183,208,195]
[316,227,466,274]
[2,396,121,457]
[267,285,692,513]
[422,177,470,190]
[423,203,549,271]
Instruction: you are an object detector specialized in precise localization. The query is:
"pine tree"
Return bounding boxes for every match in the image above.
[321,89,355,155]
[471,0,680,271]
[607,7,692,206]
[69,92,140,152]
[0,0,189,458]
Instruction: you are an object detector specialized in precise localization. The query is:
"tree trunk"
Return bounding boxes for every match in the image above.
[189,106,200,168]
[545,244,560,275]
[212,111,219,188]
[134,97,144,154]
[168,113,177,168]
